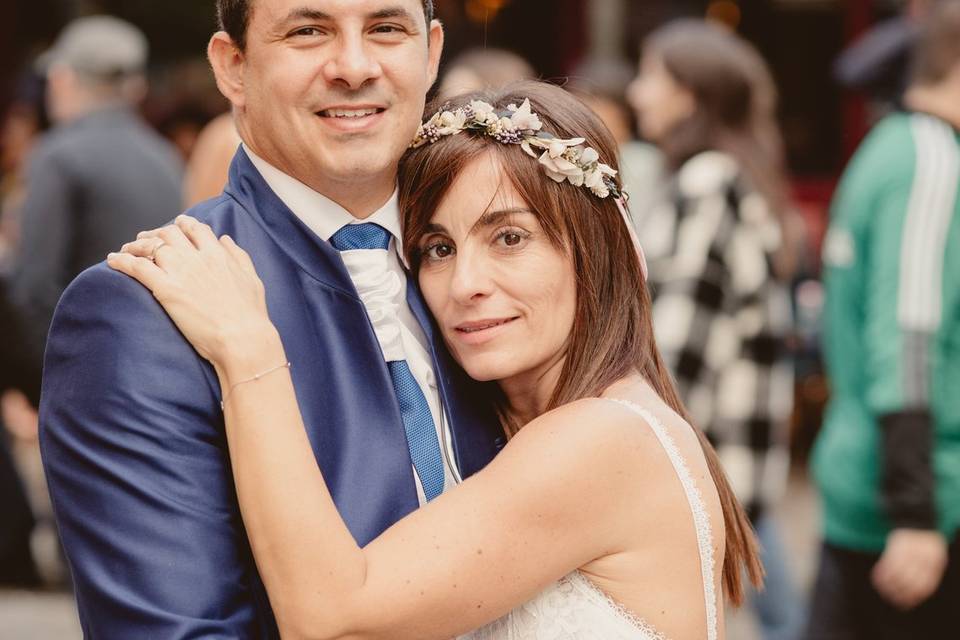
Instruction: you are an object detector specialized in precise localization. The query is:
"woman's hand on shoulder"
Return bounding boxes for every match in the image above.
[107,215,280,370]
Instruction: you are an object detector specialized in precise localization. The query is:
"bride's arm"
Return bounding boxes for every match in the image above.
[108,217,645,640]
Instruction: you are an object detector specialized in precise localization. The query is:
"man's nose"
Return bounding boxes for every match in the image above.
[322,34,383,90]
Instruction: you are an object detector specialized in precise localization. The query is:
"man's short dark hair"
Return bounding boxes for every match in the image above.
[217,0,435,50]
[912,0,960,85]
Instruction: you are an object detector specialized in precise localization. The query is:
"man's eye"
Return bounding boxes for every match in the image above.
[371,24,404,34]
[291,27,324,37]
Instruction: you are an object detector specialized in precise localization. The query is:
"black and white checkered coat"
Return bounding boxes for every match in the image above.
[638,151,794,520]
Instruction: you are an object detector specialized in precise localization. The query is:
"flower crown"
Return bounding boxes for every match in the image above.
[411,98,622,199]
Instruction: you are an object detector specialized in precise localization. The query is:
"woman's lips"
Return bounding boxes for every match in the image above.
[452,317,520,345]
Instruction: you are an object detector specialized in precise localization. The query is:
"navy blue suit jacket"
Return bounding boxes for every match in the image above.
[39,148,504,638]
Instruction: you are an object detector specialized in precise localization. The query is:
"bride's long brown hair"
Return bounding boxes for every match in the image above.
[399,81,763,604]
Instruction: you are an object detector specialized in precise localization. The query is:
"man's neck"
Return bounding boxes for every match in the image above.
[308,174,397,220]
[904,84,960,131]
[241,140,396,219]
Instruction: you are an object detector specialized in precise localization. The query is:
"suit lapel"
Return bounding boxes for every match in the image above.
[225,147,356,296]
[223,150,420,545]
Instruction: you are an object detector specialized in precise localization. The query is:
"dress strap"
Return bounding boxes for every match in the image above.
[605,398,719,640]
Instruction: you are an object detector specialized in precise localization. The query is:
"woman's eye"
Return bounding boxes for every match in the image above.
[495,229,530,249]
[424,242,455,261]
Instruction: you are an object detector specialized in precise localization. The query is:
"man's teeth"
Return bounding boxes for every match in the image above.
[322,108,379,118]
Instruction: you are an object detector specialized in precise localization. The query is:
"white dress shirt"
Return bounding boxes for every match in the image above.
[244,145,460,503]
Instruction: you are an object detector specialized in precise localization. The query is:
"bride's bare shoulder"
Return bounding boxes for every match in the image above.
[507,397,672,478]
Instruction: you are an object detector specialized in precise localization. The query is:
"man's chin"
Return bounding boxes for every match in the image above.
[321,147,399,179]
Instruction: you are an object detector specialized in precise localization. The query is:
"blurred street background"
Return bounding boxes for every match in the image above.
[2,0,956,638]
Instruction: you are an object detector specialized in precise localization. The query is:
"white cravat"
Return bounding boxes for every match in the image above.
[243,145,460,502]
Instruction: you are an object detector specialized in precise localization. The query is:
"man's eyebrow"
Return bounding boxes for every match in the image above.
[369,7,418,22]
[274,7,332,29]
[273,7,418,31]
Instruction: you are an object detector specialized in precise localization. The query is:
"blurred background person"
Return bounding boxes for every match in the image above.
[834,0,937,119]
[0,70,49,591]
[436,47,536,100]
[568,56,666,228]
[182,112,241,208]
[0,16,183,593]
[629,19,804,640]
[4,15,183,400]
[0,74,48,270]
[805,1,960,636]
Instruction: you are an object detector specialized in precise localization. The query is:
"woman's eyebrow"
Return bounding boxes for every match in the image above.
[421,208,533,239]
[469,208,535,234]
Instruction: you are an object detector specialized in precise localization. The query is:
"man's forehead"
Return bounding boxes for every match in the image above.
[253,0,425,24]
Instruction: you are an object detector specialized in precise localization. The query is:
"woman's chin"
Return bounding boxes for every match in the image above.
[459,356,522,384]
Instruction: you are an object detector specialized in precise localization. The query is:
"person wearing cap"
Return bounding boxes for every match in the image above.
[5,15,182,381]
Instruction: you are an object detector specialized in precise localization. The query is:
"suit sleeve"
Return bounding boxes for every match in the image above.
[39,264,275,638]
[860,142,944,531]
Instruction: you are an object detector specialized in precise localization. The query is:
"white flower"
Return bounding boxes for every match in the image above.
[546,137,585,158]
[580,147,599,165]
[437,109,467,135]
[469,100,497,124]
[539,151,584,185]
[584,168,605,191]
[590,180,611,198]
[599,162,617,177]
[509,98,543,132]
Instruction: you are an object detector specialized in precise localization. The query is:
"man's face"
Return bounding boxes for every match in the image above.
[227,0,442,197]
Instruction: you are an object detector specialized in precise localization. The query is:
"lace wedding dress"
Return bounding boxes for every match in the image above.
[458,400,719,640]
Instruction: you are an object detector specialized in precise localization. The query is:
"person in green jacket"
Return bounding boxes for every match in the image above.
[805,2,960,637]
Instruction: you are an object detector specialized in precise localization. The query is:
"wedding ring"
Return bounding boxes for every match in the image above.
[148,240,166,262]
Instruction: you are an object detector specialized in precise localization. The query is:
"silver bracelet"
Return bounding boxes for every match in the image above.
[220,361,291,410]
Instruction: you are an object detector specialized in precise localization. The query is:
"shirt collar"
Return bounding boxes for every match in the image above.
[242,143,406,259]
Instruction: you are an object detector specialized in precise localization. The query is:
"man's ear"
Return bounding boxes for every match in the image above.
[426,19,445,88]
[208,31,246,109]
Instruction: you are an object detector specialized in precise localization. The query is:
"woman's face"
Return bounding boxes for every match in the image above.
[628,52,695,143]
[417,152,577,385]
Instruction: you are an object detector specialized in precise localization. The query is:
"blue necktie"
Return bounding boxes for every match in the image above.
[330,223,446,501]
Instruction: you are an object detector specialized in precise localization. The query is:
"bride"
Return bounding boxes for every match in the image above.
[109,81,762,639]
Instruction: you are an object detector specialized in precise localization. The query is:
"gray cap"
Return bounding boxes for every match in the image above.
[37,15,148,77]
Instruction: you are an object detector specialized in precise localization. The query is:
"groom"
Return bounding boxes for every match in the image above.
[39,1,503,636]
